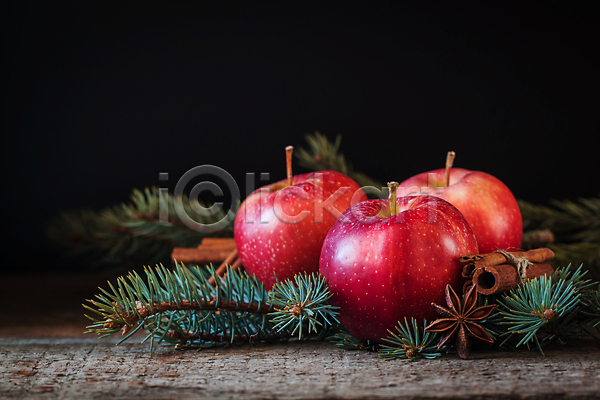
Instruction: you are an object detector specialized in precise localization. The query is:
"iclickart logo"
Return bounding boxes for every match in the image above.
[158,166,445,233]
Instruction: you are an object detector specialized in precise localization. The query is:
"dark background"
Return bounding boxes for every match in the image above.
[2,1,598,273]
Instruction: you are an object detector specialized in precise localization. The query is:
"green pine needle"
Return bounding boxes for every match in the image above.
[519,196,600,277]
[269,273,340,340]
[46,187,232,270]
[378,318,442,361]
[328,326,379,351]
[84,263,338,349]
[581,283,600,327]
[495,264,588,353]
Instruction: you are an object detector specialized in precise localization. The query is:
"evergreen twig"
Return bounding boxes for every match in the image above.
[519,197,600,276]
[378,318,442,361]
[581,283,600,328]
[328,326,379,351]
[494,264,592,354]
[84,263,337,349]
[269,273,339,340]
[47,187,232,269]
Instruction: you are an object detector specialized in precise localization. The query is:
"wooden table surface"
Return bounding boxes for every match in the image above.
[1,272,600,399]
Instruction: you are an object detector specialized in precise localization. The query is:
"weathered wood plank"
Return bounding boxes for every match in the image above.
[1,339,600,399]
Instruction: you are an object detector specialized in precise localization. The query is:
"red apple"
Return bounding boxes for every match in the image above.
[398,152,522,254]
[319,185,478,343]
[234,146,366,289]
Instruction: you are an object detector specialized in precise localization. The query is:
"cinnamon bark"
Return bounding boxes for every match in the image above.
[171,237,241,287]
[472,263,555,295]
[196,237,237,248]
[460,248,555,269]
[171,238,236,263]
[460,248,555,296]
[207,248,241,286]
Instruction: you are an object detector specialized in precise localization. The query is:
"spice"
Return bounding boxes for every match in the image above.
[208,248,242,286]
[171,237,241,286]
[460,248,554,268]
[472,262,554,295]
[424,284,495,359]
[171,237,236,263]
[460,248,555,295]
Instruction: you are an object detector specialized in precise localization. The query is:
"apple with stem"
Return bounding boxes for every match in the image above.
[319,182,478,343]
[234,146,366,289]
[398,152,523,254]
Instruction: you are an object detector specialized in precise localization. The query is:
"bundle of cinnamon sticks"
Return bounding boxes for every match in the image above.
[460,248,555,295]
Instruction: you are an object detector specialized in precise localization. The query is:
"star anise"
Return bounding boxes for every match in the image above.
[424,284,495,359]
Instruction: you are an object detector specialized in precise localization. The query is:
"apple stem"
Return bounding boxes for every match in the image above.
[387,181,399,215]
[444,151,456,187]
[286,145,294,187]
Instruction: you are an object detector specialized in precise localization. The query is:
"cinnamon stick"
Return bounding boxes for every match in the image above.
[207,248,240,286]
[171,238,242,287]
[460,248,555,269]
[460,248,556,295]
[461,263,477,279]
[195,237,237,248]
[171,237,236,263]
[472,263,554,295]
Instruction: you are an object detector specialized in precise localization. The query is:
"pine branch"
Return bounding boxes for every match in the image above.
[328,326,379,351]
[269,273,339,340]
[295,131,384,190]
[83,260,600,356]
[378,318,443,361]
[520,196,600,234]
[493,264,593,354]
[580,283,600,328]
[84,263,338,349]
[519,196,600,276]
[328,319,442,360]
[47,187,232,270]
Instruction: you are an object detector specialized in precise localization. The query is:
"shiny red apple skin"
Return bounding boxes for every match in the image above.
[319,195,478,343]
[399,168,522,254]
[235,170,365,289]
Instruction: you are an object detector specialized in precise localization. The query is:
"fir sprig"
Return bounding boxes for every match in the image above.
[84,263,337,349]
[378,318,442,361]
[269,273,339,339]
[519,197,600,275]
[47,187,232,269]
[328,326,379,351]
[494,264,590,353]
[581,283,600,328]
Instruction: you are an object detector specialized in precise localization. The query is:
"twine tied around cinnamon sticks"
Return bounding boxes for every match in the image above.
[460,248,555,296]
[494,249,533,284]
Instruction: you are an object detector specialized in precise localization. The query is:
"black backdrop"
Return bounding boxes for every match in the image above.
[2,2,598,273]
